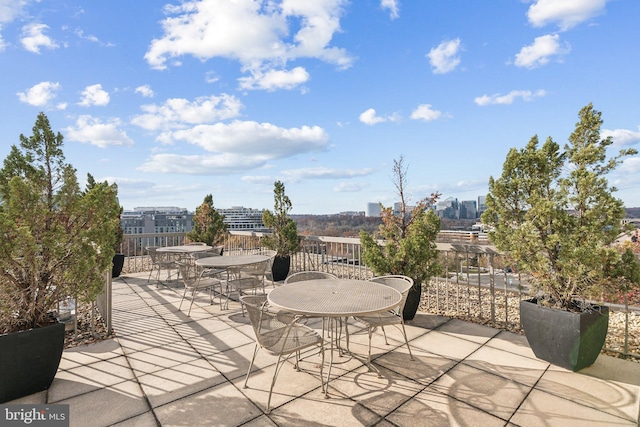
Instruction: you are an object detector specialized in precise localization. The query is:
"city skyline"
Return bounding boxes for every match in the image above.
[1,1,639,214]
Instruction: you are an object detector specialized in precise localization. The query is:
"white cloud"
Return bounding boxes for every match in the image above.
[74,28,98,43]
[205,71,219,83]
[514,34,570,69]
[144,0,353,91]
[427,38,462,74]
[527,0,608,31]
[381,0,399,20]
[139,120,330,175]
[0,0,28,50]
[620,157,640,174]
[410,104,442,122]
[17,81,61,106]
[359,108,400,125]
[474,89,547,106]
[241,175,274,185]
[171,120,329,157]
[135,85,155,98]
[64,115,134,148]
[238,66,310,91]
[0,0,28,23]
[131,94,243,132]
[359,108,385,125]
[282,167,373,182]
[601,127,640,147]
[334,181,368,192]
[139,153,268,174]
[78,84,110,107]
[20,22,59,53]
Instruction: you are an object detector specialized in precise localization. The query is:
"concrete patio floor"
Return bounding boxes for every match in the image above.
[10,272,640,426]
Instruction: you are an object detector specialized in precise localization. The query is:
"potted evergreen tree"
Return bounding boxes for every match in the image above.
[481,104,640,371]
[261,181,299,281]
[0,113,121,402]
[86,174,125,278]
[360,156,441,320]
[187,194,227,247]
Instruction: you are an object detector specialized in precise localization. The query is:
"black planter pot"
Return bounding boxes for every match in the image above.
[402,282,422,320]
[520,298,609,371]
[271,255,291,282]
[0,321,65,403]
[112,253,125,278]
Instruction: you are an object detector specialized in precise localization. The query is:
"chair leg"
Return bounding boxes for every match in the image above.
[267,353,288,414]
[244,344,260,388]
[381,326,389,345]
[344,317,350,352]
[400,321,414,361]
[367,326,373,363]
[187,288,197,316]
[178,287,188,310]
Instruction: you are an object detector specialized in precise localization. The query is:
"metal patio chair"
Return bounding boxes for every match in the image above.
[146,246,179,287]
[176,261,223,315]
[283,271,338,284]
[352,275,415,363]
[240,294,323,414]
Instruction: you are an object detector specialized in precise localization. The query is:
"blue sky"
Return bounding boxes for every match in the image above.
[1,0,639,214]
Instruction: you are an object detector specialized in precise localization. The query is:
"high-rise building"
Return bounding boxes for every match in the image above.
[219,206,267,231]
[477,195,487,216]
[121,207,192,234]
[366,202,382,217]
[460,200,477,219]
[436,197,459,219]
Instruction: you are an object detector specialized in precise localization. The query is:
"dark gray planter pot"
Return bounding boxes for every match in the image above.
[0,321,65,403]
[271,255,291,282]
[402,282,422,320]
[112,253,125,278]
[520,298,609,371]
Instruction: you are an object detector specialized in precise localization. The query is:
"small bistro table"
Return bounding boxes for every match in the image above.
[157,245,213,255]
[196,254,271,308]
[268,278,401,396]
[194,254,269,270]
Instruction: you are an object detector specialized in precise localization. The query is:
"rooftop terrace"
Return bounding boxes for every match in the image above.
[9,271,640,426]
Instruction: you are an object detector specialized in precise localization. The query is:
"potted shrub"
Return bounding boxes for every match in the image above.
[0,113,121,402]
[86,174,125,278]
[481,104,640,371]
[360,156,441,320]
[186,194,227,247]
[261,181,299,281]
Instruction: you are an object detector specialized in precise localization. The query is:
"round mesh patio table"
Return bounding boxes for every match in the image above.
[157,245,213,254]
[268,279,401,317]
[195,254,269,269]
[268,278,402,396]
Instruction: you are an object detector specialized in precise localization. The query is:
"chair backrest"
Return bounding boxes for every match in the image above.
[369,275,413,314]
[184,242,207,246]
[176,262,198,288]
[243,259,269,279]
[190,251,218,260]
[213,245,224,256]
[240,295,292,349]
[284,271,338,284]
[145,246,161,262]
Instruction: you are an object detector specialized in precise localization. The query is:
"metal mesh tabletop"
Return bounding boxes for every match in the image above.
[268,279,402,317]
[195,254,269,268]
[157,245,213,254]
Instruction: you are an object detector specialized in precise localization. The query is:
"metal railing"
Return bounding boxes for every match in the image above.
[116,230,639,359]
